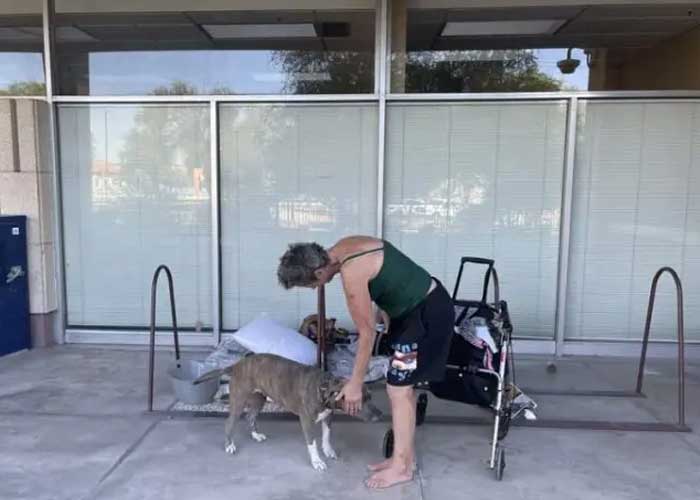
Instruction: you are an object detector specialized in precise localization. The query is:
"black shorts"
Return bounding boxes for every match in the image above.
[386,279,455,387]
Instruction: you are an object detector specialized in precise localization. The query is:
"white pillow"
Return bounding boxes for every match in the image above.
[232,315,317,366]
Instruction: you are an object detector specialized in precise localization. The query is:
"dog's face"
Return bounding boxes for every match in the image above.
[318,374,346,406]
[319,374,382,422]
[299,314,336,340]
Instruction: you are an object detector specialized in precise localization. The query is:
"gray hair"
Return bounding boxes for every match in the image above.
[277,242,330,289]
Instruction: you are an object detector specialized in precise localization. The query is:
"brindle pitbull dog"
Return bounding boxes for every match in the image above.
[194,353,380,471]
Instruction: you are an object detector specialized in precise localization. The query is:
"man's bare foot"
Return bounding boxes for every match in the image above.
[368,458,417,472]
[365,464,414,489]
[367,458,392,472]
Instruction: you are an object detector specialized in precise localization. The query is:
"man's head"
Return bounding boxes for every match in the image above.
[277,242,332,289]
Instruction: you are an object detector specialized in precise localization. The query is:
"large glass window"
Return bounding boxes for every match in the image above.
[566,101,700,340]
[59,104,212,329]
[54,1,376,95]
[0,1,45,96]
[390,3,700,93]
[384,101,567,338]
[219,103,378,330]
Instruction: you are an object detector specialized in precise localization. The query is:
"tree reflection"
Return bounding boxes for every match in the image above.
[402,50,563,93]
[271,48,561,94]
[118,81,210,201]
[271,51,374,94]
[0,81,46,96]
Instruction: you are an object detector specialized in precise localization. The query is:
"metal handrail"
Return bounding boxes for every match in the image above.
[147,265,181,412]
[317,284,327,371]
[635,267,686,428]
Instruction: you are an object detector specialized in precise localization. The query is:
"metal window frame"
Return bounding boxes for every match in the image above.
[42,0,67,345]
[386,90,700,101]
[52,94,379,103]
[559,96,700,347]
[554,96,578,357]
[209,101,221,344]
[375,0,388,237]
[54,99,219,344]
[40,0,700,349]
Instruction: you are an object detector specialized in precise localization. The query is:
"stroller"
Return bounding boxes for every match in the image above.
[382,257,522,481]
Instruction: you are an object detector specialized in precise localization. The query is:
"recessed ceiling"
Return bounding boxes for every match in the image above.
[2,5,699,53]
[408,4,700,51]
[53,10,374,51]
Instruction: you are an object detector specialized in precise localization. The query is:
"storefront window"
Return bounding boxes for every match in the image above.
[390,3,700,93]
[384,101,567,338]
[54,1,376,95]
[59,104,212,329]
[0,1,45,96]
[567,101,700,341]
[219,103,378,330]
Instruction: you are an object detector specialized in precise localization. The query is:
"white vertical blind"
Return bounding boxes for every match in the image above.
[384,102,567,338]
[566,101,700,340]
[219,104,378,330]
[59,104,212,328]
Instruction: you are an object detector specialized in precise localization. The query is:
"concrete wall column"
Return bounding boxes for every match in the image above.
[0,98,60,347]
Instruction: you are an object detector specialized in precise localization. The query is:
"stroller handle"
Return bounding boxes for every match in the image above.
[453,257,498,304]
[460,257,495,266]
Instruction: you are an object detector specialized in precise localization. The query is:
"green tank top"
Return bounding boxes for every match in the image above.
[342,240,431,319]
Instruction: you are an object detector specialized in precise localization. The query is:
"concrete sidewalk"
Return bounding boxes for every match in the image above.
[1,346,698,500]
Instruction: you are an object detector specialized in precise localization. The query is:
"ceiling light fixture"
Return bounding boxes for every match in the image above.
[441,19,566,37]
[203,23,316,39]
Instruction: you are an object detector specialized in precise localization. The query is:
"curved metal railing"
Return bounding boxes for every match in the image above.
[635,267,686,428]
[147,265,181,412]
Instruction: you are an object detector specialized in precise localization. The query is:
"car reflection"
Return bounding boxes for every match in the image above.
[275,196,335,230]
[90,160,209,204]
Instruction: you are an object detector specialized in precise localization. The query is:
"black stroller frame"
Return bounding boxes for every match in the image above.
[382,257,515,481]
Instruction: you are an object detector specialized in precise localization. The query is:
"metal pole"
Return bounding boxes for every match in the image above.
[149,410,692,433]
[148,270,158,412]
[635,274,657,394]
[43,0,67,344]
[375,0,389,238]
[317,284,327,371]
[635,267,685,428]
[554,97,578,358]
[165,267,181,362]
[209,101,221,344]
[148,265,181,412]
[42,0,56,96]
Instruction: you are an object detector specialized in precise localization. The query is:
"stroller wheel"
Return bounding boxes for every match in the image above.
[498,408,511,441]
[495,447,506,481]
[416,393,428,426]
[383,429,394,459]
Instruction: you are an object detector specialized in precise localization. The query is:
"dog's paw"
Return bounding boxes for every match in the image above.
[251,431,267,442]
[225,441,237,454]
[311,457,327,471]
[322,444,338,460]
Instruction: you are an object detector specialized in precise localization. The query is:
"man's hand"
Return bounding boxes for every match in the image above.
[335,379,363,416]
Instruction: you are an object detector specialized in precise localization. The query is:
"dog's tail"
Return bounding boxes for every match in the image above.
[193,365,234,385]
